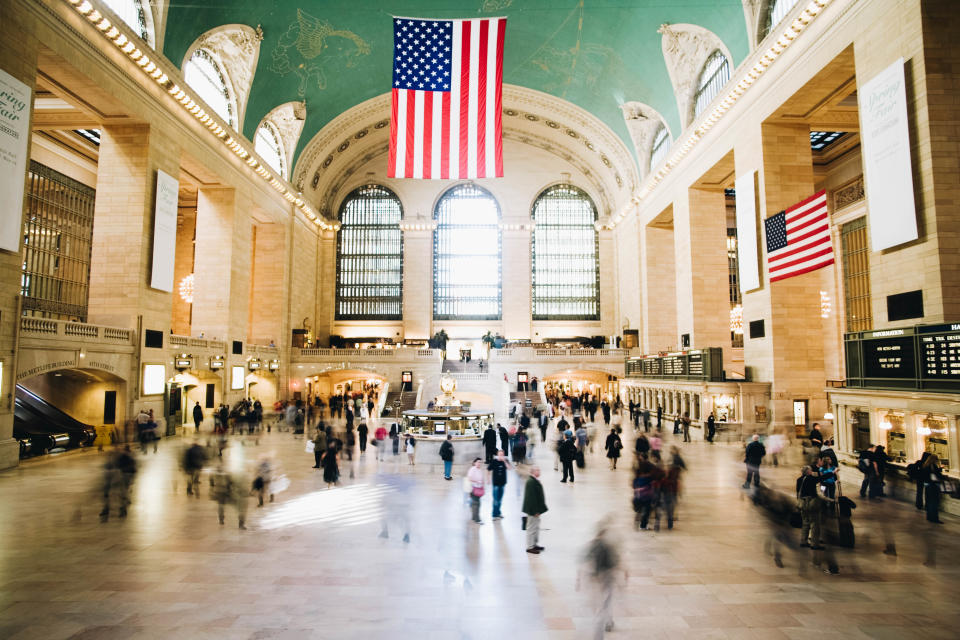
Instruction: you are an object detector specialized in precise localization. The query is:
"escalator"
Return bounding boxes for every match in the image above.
[14,385,95,457]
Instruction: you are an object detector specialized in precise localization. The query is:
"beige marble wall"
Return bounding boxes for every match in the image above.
[642,213,678,353]
[248,223,286,345]
[171,205,196,336]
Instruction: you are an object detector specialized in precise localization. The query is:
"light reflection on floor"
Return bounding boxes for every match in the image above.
[258,483,394,530]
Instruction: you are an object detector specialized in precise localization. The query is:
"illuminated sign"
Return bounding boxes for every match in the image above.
[142,364,165,395]
[209,359,224,369]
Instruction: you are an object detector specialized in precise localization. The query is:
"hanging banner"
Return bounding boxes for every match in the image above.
[150,169,179,292]
[0,68,31,253]
[735,171,761,292]
[858,58,918,251]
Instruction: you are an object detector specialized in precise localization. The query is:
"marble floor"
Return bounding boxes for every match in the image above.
[0,422,958,640]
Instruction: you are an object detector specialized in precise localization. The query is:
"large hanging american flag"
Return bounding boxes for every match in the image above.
[764,190,834,282]
[388,17,505,180]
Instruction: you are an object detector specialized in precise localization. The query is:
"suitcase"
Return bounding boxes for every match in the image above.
[576,450,585,468]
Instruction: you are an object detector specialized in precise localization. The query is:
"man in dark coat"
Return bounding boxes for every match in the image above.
[357,421,368,454]
[498,423,511,458]
[743,434,766,488]
[559,432,578,483]
[192,402,204,433]
[483,425,498,463]
[522,466,548,554]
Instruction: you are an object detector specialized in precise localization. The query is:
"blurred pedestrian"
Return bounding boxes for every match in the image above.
[253,456,274,507]
[604,427,622,470]
[706,412,716,443]
[578,520,625,638]
[488,449,511,520]
[632,454,657,530]
[522,466,547,553]
[439,434,454,480]
[921,454,945,524]
[182,441,207,498]
[192,401,203,433]
[743,434,765,488]
[796,465,824,549]
[467,458,485,524]
[681,412,691,443]
[405,432,416,465]
[559,431,577,483]
[321,443,340,488]
[656,451,684,530]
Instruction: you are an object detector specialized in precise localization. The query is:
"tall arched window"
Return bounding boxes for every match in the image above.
[336,185,403,320]
[433,184,501,320]
[183,48,237,128]
[531,185,600,320]
[693,50,731,119]
[761,0,800,41]
[102,0,152,45]
[255,121,286,178]
[649,124,670,173]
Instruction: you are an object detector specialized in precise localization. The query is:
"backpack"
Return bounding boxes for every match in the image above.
[589,539,618,574]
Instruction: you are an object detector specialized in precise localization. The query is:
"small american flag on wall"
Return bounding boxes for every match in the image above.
[388,16,505,179]
[764,190,834,282]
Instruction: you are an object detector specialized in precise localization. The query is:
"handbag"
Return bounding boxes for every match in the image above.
[471,485,485,498]
[305,440,315,453]
[521,515,528,530]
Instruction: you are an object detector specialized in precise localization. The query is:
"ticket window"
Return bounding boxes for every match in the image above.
[921,415,951,470]
[851,410,871,452]
[882,413,907,463]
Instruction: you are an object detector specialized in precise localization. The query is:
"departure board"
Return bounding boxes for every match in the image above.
[862,335,915,378]
[918,323,960,379]
[626,348,722,381]
[846,323,960,391]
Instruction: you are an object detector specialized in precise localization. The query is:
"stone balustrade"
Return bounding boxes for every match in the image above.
[294,347,442,361]
[20,317,134,345]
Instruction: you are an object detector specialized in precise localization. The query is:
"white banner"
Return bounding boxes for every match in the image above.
[150,169,179,291]
[0,68,31,253]
[858,58,918,251]
[735,171,761,292]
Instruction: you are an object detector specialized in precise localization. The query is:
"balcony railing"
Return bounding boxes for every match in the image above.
[296,347,442,360]
[490,347,627,360]
[20,317,134,345]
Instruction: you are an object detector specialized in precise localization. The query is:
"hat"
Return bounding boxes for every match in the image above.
[565,430,573,437]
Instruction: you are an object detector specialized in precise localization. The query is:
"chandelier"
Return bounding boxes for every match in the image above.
[178,273,195,304]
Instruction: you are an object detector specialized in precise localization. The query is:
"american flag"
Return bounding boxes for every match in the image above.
[388,17,505,180]
[764,190,834,282]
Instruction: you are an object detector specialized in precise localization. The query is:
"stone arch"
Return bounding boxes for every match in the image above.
[658,23,733,129]
[182,24,263,130]
[256,101,307,179]
[619,102,672,180]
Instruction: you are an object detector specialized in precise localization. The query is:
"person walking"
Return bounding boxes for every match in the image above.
[559,431,578,483]
[681,412,691,443]
[375,424,389,462]
[858,445,880,498]
[439,434,454,480]
[405,432,416,465]
[632,455,657,530]
[321,443,340,488]
[656,405,663,431]
[182,441,207,498]
[579,521,624,637]
[706,412,716,443]
[253,457,274,507]
[796,465,825,549]
[911,451,932,510]
[656,454,683,531]
[467,458,485,524]
[922,454,945,524]
[522,466,547,554]
[357,421,368,455]
[312,429,326,469]
[498,422,511,460]
[344,425,355,461]
[487,450,512,520]
[192,401,203,433]
[483,424,498,464]
[390,423,400,456]
[604,427,622,470]
[743,434,766,488]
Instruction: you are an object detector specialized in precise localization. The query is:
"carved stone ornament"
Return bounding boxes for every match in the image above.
[262,101,307,177]
[740,0,764,49]
[658,23,732,128]
[619,102,670,178]
[190,24,263,128]
[832,175,865,211]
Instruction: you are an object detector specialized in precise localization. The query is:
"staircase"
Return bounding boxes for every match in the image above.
[509,391,543,414]
[441,359,486,373]
[381,390,417,418]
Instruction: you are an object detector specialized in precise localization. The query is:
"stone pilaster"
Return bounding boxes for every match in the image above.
[641,214,678,353]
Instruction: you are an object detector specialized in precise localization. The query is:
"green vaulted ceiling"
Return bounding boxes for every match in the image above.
[162,0,750,169]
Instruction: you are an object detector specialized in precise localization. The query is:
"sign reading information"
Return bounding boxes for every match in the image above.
[858,58,918,251]
[0,68,31,253]
[150,170,179,292]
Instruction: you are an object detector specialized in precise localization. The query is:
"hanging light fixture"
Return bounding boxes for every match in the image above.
[178,273,195,304]
[730,305,744,335]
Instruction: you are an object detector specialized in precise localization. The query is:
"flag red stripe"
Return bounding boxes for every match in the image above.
[388,89,399,177]
[786,222,829,247]
[404,92,416,178]
[787,209,828,235]
[494,18,505,177]
[459,21,471,179]
[785,189,828,214]
[770,246,834,273]
[441,91,450,180]
[770,257,835,282]
[423,93,433,179]
[476,19,488,178]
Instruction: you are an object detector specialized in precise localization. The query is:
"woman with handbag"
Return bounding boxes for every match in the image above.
[467,458,485,524]
[922,454,945,524]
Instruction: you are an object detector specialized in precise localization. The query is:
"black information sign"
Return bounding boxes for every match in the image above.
[627,348,722,381]
[846,323,960,391]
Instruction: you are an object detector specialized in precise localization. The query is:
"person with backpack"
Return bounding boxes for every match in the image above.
[604,427,622,470]
[559,431,578,483]
[796,465,825,550]
[439,434,454,480]
[578,520,624,637]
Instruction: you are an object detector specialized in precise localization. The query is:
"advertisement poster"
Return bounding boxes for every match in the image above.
[0,68,31,253]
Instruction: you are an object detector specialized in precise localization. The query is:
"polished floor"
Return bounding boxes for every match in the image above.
[0,419,958,640]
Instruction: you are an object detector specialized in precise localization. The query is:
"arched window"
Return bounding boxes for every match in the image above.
[649,124,670,173]
[102,0,152,44]
[433,184,501,320]
[693,50,731,119]
[254,121,286,178]
[531,185,599,320]
[336,185,403,320]
[183,48,237,128]
[762,0,800,41]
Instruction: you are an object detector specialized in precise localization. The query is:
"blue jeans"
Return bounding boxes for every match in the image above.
[492,484,505,518]
[443,460,452,478]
